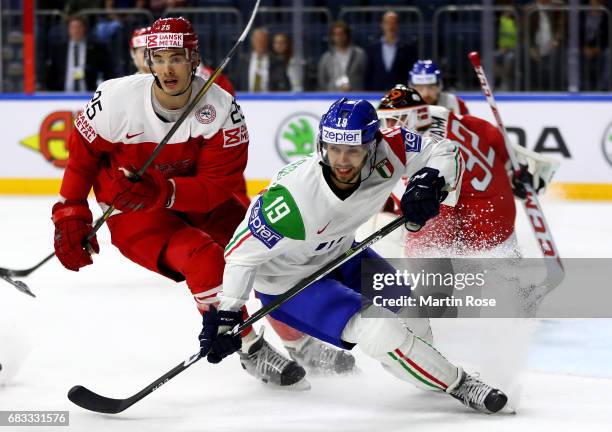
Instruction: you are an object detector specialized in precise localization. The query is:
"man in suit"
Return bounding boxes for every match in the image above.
[45,15,114,92]
[365,11,418,91]
[235,27,289,92]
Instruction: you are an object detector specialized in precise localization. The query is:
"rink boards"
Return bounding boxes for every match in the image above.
[0,93,611,200]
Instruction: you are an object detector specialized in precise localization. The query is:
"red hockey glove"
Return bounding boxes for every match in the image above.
[110,168,171,213]
[52,200,99,272]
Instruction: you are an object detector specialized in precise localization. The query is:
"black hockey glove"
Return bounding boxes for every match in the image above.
[401,167,448,230]
[199,305,243,364]
[511,164,545,199]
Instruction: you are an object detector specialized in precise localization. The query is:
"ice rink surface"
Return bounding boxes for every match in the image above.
[1,195,612,432]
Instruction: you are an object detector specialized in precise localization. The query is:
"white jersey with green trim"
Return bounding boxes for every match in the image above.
[219,127,463,310]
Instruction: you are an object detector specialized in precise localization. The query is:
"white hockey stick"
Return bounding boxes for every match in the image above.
[468,51,564,292]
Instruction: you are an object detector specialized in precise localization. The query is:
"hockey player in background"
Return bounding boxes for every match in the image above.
[408,60,470,116]
[377,85,558,257]
[129,26,150,74]
[374,85,558,335]
[198,98,514,414]
[51,16,307,388]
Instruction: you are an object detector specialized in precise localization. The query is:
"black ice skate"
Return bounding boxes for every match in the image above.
[240,329,311,390]
[286,335,356,375]
[449,371,514,414]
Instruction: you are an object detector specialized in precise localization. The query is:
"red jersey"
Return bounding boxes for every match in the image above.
[196,64,236,97]
[391,106,515,251]
[61,74,249,213]
[438,92,469,116]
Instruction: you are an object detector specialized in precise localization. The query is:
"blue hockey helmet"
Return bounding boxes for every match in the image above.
[318,98,380,183]
[409,59,442,86]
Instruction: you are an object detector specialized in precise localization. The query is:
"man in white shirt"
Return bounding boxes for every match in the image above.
[247,28,270,92]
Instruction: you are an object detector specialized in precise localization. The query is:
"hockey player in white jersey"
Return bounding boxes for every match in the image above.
[198,98,512,414]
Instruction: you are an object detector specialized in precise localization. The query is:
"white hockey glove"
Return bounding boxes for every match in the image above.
[509,144,560,198]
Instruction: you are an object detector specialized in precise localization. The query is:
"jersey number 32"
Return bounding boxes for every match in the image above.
[448,119,495,192]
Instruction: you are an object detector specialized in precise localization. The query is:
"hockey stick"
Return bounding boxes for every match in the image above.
[0,251,54,279]
[1,0,261,294]
[0,251,55,296]
[68,215,406,414]
[468,51,564,291]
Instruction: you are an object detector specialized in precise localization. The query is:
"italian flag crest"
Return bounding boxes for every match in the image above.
[375,158,394,179]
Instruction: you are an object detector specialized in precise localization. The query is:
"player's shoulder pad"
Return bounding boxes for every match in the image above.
[74,75,149,143]
[196,77,233,109]
[380,127,423,166]
[247,184,306,249]
[429,104,451,119]
[272,154,315,183]
[194,78,247,143]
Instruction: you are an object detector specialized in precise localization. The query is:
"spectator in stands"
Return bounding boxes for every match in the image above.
[236,27,287,92]
[45,15,114,92]
[580,0,610,90]
[272,33,303,91]
[365,11,417,91]
[494,3,518,90]
[524,0,567,90]
[165,0,190,7]
[105,0,148,7]
[317,21,366,92]
[64,0,101,17]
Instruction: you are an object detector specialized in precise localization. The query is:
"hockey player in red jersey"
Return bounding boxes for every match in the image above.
[377,85,557,255]
[196,64,236,97]
[409,60,470,116]
[373,86,557,339]
[51,16,306,388]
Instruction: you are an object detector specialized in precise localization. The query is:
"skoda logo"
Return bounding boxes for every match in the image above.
[603,121,612,167]
[275,112,320,163]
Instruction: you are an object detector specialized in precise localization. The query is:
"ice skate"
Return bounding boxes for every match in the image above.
[286,335,357,375]
[240,329,311,391]
[449,371,514,414]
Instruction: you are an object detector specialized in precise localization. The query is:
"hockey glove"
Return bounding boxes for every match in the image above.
[401,167,448,230]
[511,164,545,199]
[110,167,172,213]
[199,305,243,364]
[52,200,99,272]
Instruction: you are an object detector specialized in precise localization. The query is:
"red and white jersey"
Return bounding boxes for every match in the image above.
[61,73,249,213]
[438,92,469,116]
[196,64,236,97]
[390,106,515,251]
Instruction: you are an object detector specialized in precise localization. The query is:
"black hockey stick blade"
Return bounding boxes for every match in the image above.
[0,251,56,278]
[1,275,35,297]
[68,353,200,414]
[68,386,131,414]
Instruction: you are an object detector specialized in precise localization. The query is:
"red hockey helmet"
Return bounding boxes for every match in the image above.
[130,26,150,49]
[377,84,432,131]
[146,17,198,53]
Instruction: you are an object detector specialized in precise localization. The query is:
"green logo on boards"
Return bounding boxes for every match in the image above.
[275,112,320,163]
[603,122,612,167]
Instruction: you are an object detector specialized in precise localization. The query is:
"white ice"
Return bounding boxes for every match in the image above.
[1,195,612,432]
